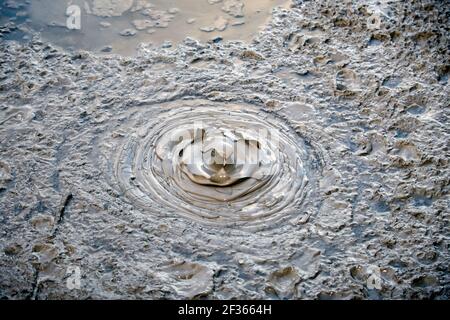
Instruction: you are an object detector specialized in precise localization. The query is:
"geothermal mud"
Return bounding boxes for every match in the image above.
[0,0,449,299]
[101,100,318,229]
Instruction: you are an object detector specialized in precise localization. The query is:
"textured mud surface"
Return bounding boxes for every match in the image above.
[0,0,449,299]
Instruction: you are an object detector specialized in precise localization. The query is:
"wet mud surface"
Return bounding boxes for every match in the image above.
[0,0,449,299]
[1,0,288,55]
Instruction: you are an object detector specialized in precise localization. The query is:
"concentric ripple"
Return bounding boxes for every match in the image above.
[103,100,319,229]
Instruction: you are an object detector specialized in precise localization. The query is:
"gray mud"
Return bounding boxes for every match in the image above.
[1,0,288,55]
[0,0,449,299]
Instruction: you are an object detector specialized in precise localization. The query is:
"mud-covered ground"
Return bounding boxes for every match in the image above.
[0,0,449,299]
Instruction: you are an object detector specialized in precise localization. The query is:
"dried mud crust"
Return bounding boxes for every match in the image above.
[0,0,449,299]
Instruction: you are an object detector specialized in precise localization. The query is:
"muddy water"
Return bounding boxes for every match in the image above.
[2,0,288,55]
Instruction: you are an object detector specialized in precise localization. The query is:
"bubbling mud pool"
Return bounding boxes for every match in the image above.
[1,0,289,55]
[98,100,321,230]
[0,0,449,300]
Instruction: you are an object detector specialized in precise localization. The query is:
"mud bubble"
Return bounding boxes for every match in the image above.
[99,100,321,230]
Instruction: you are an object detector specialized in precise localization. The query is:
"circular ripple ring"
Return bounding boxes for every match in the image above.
[106,100,318,229]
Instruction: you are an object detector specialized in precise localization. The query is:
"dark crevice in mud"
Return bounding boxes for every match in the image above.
[57,193,73,224]
[51,192,73,238]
